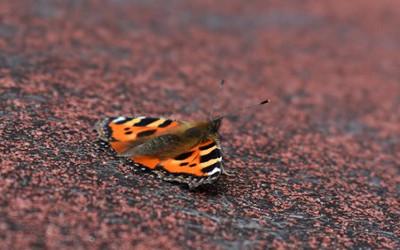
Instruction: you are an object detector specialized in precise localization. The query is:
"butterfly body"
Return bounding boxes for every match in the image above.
[96,116,224,189]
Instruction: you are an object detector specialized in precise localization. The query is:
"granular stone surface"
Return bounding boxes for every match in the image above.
[0,0,399,249]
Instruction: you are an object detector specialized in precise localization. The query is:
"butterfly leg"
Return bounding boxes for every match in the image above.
[220,163,233,176]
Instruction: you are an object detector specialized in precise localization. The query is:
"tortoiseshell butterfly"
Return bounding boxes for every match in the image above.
[96,81,269,189]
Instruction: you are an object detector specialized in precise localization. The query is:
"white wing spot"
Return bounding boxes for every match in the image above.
[206,167,221,176]
[112,116,127,123]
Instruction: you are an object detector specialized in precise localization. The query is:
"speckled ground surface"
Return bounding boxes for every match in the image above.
[1,0,399,249]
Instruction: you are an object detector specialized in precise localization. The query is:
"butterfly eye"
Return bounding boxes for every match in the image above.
[210,117,222,133]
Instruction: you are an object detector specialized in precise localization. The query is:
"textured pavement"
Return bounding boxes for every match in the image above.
[0,0,399,249]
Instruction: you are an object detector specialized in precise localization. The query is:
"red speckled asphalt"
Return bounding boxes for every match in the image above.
[1,0,399,249]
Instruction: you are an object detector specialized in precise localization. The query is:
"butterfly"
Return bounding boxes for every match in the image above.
[96,88,269,189]
[96,116,227,188]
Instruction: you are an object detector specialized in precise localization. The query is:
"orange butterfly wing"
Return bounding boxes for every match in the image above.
[96,116,180,154]
[132,139,223,188]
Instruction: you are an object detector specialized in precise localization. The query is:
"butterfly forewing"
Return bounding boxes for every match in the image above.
[96,116,180,154]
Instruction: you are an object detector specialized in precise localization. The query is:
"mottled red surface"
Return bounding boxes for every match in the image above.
[1,0,399,249]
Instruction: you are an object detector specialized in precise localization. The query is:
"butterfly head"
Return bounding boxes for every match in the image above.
[209,117,223,134]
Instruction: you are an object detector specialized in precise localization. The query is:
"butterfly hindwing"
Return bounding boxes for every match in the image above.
[148,139,223,188]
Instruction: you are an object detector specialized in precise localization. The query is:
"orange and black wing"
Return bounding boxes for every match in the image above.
[96,116,180,154]
[132,139,224,189]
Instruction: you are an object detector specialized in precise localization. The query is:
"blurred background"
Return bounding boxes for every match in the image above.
[1,0,399,249]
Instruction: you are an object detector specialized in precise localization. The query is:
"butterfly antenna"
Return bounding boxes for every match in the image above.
[216,98,270,119]
[209,79,225,118]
